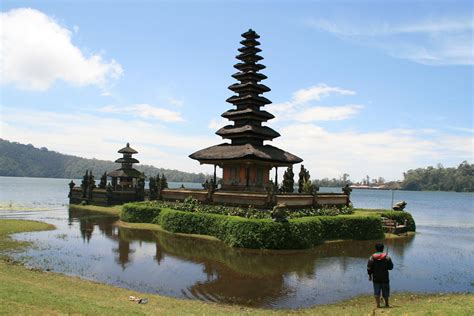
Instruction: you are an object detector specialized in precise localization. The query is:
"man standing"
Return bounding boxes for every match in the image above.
[367,243,394,308]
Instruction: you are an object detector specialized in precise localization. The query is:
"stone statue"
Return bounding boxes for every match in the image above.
[81,170,89,198]
[342,184,352,196]
[137,175,145,200]
[149,176,158,200]
[87,172,95,199]
[392,200,407,211]
[298,165,310,193]
[99,172,107,189]
[68,180,75,198]
[266,180,277,206]
[271,203,288,222]
[342,184,352,206]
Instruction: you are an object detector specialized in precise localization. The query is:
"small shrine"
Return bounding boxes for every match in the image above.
[108,143,142,189]
[68,142,145,206]
[189,29,302,191]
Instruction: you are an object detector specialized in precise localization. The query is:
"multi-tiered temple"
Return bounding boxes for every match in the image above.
[190,29,302,191]
[108,143,142,188]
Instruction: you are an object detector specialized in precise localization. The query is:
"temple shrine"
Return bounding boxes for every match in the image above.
[108,143,142,189]
[190,29,302,191]
[69,143,145,206]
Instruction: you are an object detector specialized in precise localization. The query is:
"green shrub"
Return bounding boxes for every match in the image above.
[319,216,384,240]
[380,211,416,231]
[121,202,162,223]
[136,198,352,219]
[157,209,324,249]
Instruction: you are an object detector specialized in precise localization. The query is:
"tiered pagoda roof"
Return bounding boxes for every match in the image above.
[190,29,302,165]
[108,143,142,178]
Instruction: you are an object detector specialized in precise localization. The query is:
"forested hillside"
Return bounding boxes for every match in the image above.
[401,161,473,192]
[0,139,208,182]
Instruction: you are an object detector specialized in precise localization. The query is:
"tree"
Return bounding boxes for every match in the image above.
[298,165,310,193]
[281,166,295,193]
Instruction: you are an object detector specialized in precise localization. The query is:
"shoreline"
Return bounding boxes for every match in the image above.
[0,218,472,314]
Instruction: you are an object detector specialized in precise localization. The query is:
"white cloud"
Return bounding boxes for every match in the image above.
[293,84,355,104]
[2,106,472,181]
[293,104,363,122]
[273,123,473,180]
[267,83,359,122]
[449,126,474,134]
[1,107,215,174]
[99,104,184,122]
[306,17,474,65]
[0,8,123,91]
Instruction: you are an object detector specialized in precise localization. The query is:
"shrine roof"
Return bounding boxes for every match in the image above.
[118,142,138,154]
[107,168,142,178]
[189,143,302,164]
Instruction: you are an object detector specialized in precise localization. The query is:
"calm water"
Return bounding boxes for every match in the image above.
[0,176,473,308]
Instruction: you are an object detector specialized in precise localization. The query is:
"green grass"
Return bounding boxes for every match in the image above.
[0,218,472,315]
[0,219,55,254]
[69,204,123,215]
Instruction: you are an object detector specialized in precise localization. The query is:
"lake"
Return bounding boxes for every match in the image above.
[0,176,473,308]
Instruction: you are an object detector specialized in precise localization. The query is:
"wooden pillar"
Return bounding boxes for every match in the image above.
[245,165,250,188]
[213,164,217,187]
[274,167,278,187]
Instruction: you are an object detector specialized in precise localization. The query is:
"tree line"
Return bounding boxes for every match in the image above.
[288,162,473,192]
[0,139,209,183]
[400,161,473,192]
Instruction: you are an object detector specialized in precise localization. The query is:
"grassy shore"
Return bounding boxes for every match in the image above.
[0,218,473,315]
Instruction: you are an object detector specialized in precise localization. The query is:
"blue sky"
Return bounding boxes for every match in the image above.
[1,1,472,181]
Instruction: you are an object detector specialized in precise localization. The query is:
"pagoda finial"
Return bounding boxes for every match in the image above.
[126,142,130,147]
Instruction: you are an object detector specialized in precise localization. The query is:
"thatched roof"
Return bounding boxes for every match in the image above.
[216,124,280,140]
[118,142,138,154]
[221,108,274,121]
[189,143,302,164]
[115,157,139,164]
[107,168,142,178]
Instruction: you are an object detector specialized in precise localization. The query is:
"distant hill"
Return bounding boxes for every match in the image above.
[0,139,208,182]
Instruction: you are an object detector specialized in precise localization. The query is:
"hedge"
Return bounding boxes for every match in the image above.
[380,211,416,231]
[319,215,385,240]
[121,202,162,223]
[121,203,411,249]
[157,209,324,249]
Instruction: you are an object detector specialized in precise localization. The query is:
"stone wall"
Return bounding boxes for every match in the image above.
[158,188,349,208]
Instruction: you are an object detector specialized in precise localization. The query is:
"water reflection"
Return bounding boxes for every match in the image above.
[66,207,416,307]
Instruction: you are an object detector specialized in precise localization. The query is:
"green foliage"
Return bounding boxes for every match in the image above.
[318,216,384,240]
[298,165,311,193]
[380,211,416,231]
[401,161,473,192]
[133,198,353,220]
[288,206,354,218]
[121,203,386,249]
[0,139,208,182]
[121,202,162,223]
[157,209,324,249]
[281,167,295,193]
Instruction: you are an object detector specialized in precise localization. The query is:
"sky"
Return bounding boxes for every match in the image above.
[0,0,473,182]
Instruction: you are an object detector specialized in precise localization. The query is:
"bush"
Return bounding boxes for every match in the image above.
[380,211,416,231]
[134,198,352,220]
[157,209,324,249]
[121,202,162,223]
[319,216,384,240]
[121,202,413,249]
